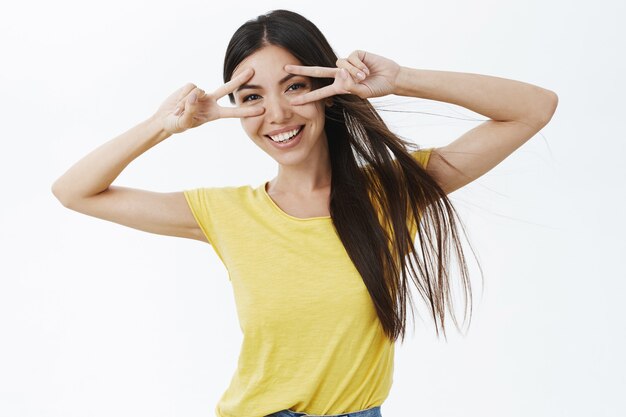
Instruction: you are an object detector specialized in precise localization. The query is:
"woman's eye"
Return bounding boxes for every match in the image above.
[243,94,261,102]
[242,83,306,103]
[287,82,306,92]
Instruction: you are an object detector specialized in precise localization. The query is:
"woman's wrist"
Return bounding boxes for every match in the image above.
[145,114,173,143]
[393,66,424,98]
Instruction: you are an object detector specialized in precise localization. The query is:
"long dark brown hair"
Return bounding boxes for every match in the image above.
[223,9,482,343]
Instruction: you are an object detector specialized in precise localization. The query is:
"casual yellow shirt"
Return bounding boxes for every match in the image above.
[184,148,432,417]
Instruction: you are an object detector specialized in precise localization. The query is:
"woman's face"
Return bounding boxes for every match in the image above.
[231,44,330,166]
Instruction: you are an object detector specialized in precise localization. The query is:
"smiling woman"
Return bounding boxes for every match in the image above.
[227,44,332,173]
[51,7,557,417]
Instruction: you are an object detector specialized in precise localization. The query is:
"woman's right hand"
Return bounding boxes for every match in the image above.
[153,68,265,135]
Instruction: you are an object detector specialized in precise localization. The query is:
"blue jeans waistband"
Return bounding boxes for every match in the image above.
[265,405,382,417]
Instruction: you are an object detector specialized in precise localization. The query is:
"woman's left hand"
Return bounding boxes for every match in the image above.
[284,50,401,105]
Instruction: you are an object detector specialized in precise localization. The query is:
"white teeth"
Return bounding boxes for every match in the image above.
[269,127,301,142]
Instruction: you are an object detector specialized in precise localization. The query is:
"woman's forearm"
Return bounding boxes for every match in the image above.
[51,116,171,205]
[393,67,558,125]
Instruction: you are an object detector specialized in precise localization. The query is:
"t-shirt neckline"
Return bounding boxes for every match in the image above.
[261,181,332,222]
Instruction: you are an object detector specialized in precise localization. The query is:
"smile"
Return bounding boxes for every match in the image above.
[265,125,305,149]
[266,126,304,143]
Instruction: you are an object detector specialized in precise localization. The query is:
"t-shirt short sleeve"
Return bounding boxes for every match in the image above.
[410,147,434,169]
[183,187,218,247]
[182,186,240,271]
[407,148,434,242]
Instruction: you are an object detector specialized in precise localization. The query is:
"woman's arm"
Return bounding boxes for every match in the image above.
[393,67,558,194]
[51,117,170,203]
[52,76,262,241]
[51,115,208,242]
[284,51,558,195]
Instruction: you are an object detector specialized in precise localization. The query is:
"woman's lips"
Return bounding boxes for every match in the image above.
[265,125,304,137]
[265,125,304,149]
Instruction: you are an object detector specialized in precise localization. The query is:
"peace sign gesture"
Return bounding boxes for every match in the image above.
[154,68,265,135]
[285,50,401,105]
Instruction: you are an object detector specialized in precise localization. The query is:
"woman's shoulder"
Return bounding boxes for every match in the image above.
[408,147,434,169]
[361,147,433,175]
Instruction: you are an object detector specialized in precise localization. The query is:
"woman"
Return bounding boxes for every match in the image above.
[51,9,558,417]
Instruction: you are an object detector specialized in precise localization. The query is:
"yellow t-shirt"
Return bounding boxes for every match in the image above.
[183,148,432,417]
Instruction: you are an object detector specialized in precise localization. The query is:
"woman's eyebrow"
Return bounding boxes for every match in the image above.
[235,73,300,94]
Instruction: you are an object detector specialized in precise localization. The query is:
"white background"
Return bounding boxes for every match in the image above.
[1,0,624,416]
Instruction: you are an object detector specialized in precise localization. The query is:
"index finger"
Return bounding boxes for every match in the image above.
[284,64,338,78]
[219,104,265,119]
[211,68,255,99]
[289,84,337,106]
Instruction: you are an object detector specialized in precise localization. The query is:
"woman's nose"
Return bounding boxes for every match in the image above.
[264,95,292,122]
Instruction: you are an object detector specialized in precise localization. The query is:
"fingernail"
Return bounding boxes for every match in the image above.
[357,71,365,80]
[189,93,197,103]
[362,67,370,75]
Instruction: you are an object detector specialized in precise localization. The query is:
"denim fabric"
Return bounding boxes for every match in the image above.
[265,405,382,417]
